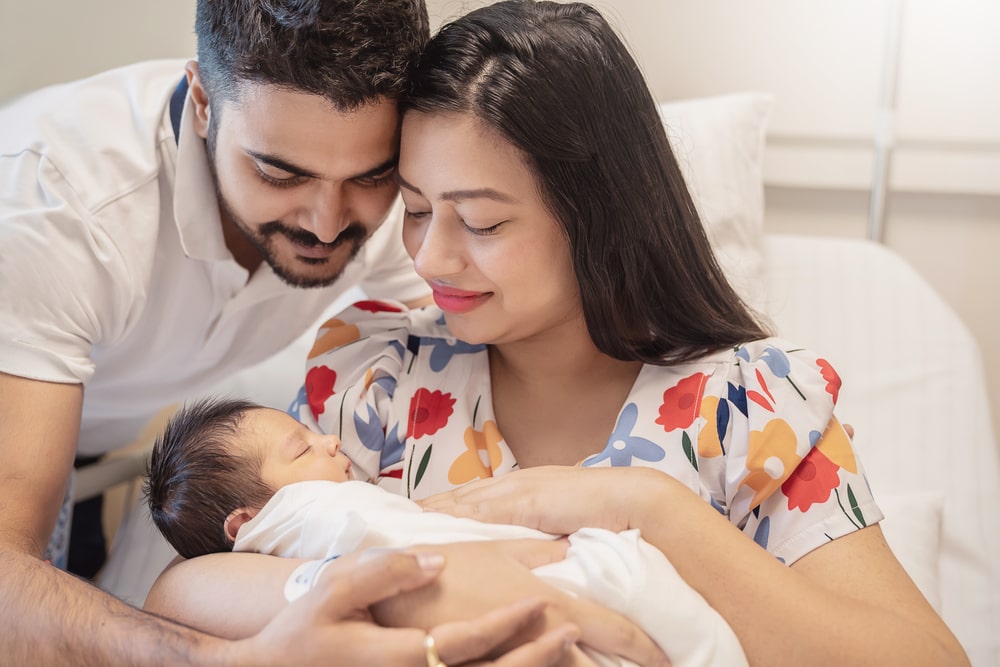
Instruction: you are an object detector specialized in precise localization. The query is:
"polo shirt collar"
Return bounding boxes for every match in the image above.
[171,88,235,264]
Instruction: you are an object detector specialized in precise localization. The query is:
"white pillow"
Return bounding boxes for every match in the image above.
[876,492,944,613]
[658,93,772,308]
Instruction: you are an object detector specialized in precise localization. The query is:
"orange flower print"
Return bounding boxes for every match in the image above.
[817,359,841,404]
[406,388,455,440]
[308,318,361,359]
[449,420,504,484]
[656,373,708,431]
[782,447,841,512]
[697,395,724,458]
[740,418,801,510]
[815,417,857,474]
[305,365,337,420]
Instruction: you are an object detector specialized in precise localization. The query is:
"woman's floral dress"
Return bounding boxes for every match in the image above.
[292,300,882,565]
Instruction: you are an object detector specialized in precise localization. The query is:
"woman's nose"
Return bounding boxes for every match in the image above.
[411,216,464,280]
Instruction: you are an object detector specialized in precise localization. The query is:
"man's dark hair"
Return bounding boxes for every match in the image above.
[144,397,274,559]
[403,1,769,365]
[195,0,431,110]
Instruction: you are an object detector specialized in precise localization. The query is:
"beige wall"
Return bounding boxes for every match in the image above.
[0,1,197,102]
[4,0,998,434]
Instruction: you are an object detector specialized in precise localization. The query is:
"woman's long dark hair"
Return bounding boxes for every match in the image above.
[402,0,768,364]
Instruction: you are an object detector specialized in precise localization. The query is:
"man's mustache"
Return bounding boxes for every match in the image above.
[258,221,368,248]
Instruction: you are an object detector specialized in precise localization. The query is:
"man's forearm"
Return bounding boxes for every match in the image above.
[0,548,233,667]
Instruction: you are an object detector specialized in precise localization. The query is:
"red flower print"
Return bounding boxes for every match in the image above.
[407,388,456,439]
[353,300,403,313]
[656,373,708,432]
[782,447,841,512]
[817,359,841,404]
[746,368,775,412]
[305,365,337,420]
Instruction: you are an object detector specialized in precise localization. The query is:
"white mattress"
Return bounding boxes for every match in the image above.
[760,234,1000,666]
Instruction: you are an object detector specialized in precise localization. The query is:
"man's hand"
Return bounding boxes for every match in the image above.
[237,548,583,666]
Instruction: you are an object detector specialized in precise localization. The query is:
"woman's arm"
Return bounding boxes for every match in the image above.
[420,466,969,667]
[146,540,668,666]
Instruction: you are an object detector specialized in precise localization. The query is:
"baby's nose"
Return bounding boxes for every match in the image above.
[325,436,342,457]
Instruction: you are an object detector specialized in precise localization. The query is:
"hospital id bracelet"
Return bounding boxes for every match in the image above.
[283,554,340,602]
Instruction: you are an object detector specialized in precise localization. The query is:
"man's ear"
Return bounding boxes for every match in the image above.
[224,507,258,544]
[184,60,212,140]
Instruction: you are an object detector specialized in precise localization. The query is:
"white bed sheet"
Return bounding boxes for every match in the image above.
[759,234,1000,666]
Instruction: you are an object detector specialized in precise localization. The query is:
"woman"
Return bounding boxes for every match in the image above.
[292,1,968,665]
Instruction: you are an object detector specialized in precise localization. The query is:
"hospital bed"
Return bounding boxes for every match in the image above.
[84,93,1000,666]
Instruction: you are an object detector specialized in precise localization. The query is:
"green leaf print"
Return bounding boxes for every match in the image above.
[682,431,698,471]
[415,444,433,490]
[847,484,867,527]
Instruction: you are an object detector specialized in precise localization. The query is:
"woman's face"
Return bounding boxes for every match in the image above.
[397,111,582,346]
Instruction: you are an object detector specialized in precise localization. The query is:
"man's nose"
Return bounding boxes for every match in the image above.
[302,185,348,243]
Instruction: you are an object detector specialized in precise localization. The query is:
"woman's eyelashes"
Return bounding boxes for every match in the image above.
[403,209,431,222]
[464,220,505,236]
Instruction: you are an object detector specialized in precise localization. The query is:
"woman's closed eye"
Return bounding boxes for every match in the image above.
[404,209,431,221]
[464,220,506,236]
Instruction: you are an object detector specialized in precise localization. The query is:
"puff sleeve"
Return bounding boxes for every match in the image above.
[698,340,883,564]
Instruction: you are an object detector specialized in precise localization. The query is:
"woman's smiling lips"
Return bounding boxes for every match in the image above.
[431,284,492,313]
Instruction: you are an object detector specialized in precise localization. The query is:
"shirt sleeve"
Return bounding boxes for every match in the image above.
[711,340,883,564]
[291,300,418,486]
[0,151,137,384]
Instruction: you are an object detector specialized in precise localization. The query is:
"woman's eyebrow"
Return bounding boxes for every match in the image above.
[395,172,516,203]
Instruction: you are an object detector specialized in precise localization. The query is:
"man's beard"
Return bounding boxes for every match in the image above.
[221,194,368,288]
[205,120,368,289]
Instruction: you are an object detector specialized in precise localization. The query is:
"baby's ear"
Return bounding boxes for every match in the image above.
[224,507,258,543]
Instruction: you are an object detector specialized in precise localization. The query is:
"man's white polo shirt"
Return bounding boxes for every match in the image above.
[0,60,427,456]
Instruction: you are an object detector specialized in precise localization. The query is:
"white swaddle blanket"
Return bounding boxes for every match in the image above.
[235,480,747,667]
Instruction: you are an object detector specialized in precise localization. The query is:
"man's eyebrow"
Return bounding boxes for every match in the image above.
[395,172,516,203]
[246,151,398,181]
[246,150,320,179]
[354,157,398,180]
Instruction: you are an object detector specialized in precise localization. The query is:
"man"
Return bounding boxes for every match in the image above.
[0,1,665,664]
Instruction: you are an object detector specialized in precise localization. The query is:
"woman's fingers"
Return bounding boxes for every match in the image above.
[431,597,550,664]
[310,549,445,617]
[489,538,570,569]
[556,593,669,667]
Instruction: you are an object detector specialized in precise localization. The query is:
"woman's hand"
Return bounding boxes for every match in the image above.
[234,548,585,666]
[419,465,675,536]
[373,539,669,667]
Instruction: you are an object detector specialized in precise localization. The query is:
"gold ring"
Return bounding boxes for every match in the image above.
[424,633,446,667]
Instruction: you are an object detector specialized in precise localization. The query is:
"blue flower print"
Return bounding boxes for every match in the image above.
[752,516,770,550]
[353,405,406,469]
[424,337,487,372]
[288,384,308,419]
[585,403,665,467]
[759,347,791,378]
[381,422,406,469]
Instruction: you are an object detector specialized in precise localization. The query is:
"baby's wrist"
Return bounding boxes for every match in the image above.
[283,555,339,602]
